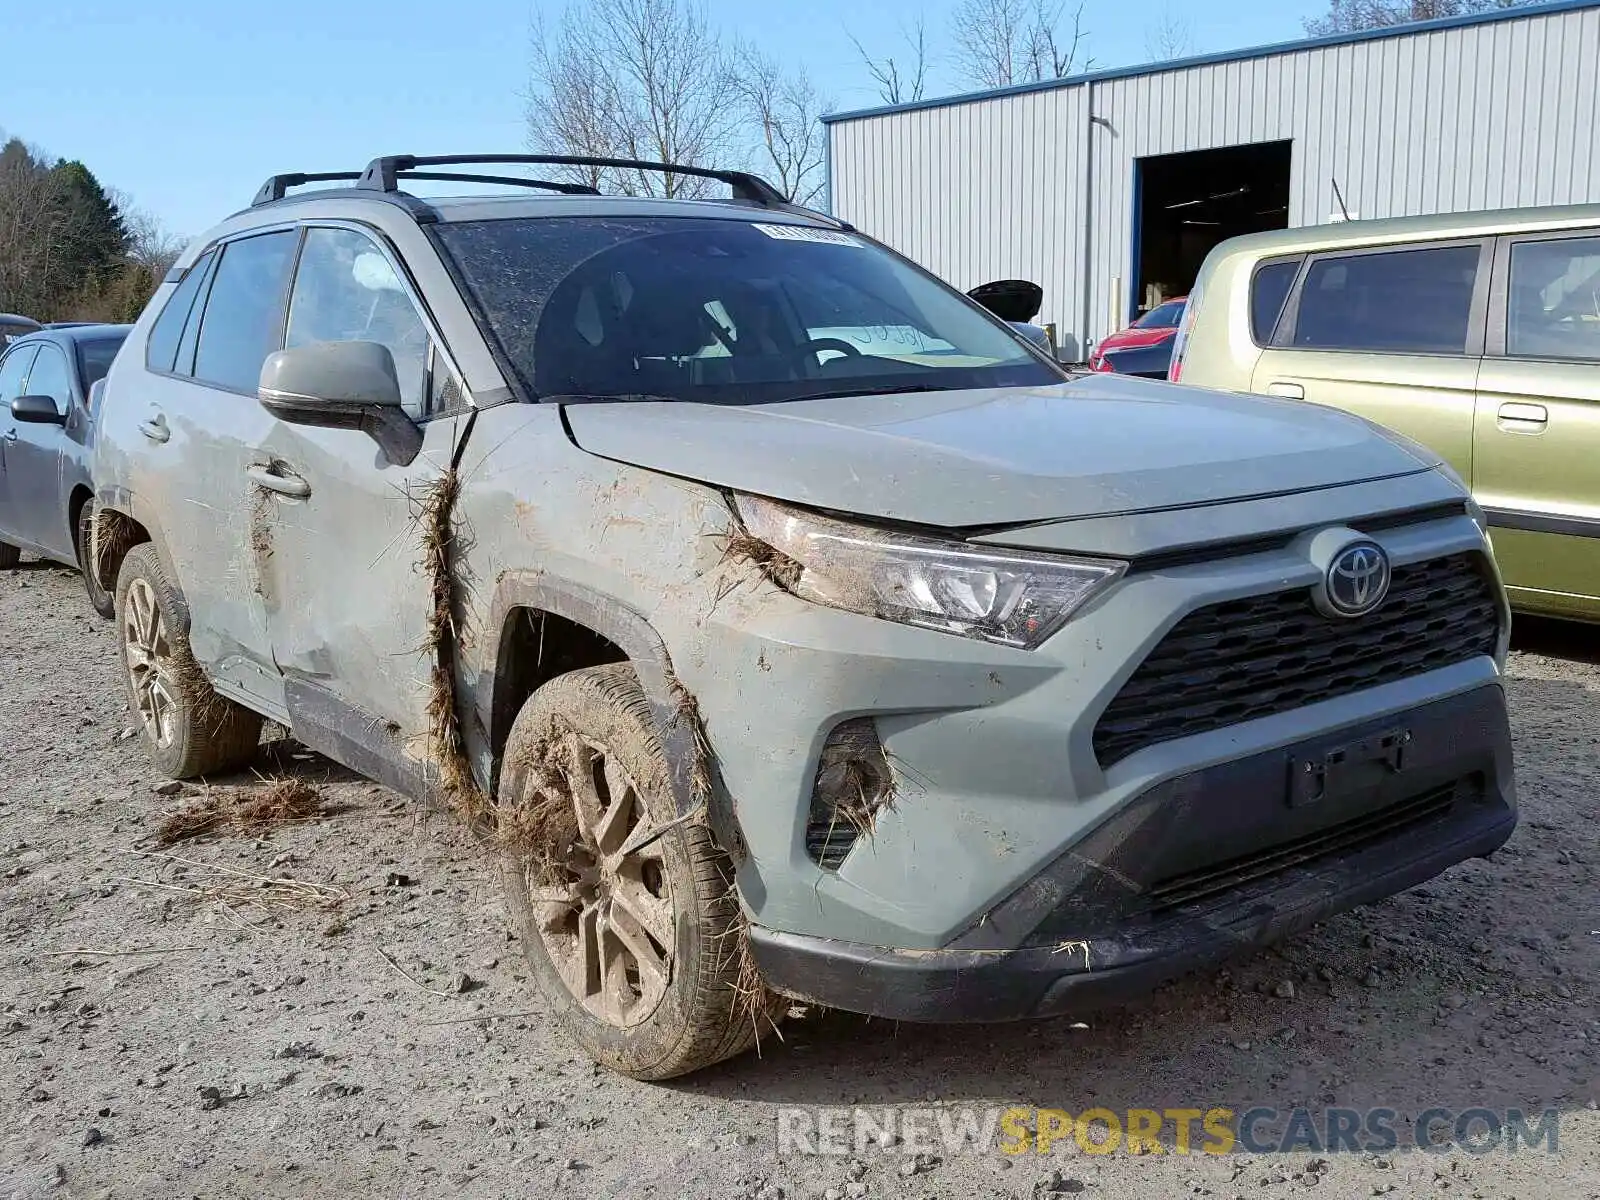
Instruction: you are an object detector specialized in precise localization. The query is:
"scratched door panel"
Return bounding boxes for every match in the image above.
[251,412,462,751]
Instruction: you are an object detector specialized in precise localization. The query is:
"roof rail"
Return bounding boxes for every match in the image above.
[252,171,363,206]
[400,170,599,196]
[357,154,788,206]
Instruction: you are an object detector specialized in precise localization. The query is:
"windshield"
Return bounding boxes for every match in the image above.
[76,334,127,387]
[1134,299,1186,329]
[431,216,1063,404]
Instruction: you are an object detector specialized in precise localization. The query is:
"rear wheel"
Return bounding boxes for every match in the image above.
[497,663,780,1080]
[77,503,115,619]
[115,544,263,778]
[0,542,19,569]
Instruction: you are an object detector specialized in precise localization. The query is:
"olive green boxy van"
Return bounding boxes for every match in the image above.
[1173,206,1600,623]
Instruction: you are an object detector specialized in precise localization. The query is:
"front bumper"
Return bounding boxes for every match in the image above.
[748,684,1514,1022]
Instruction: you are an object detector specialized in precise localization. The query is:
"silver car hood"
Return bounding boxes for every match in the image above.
[561,374,1441,528]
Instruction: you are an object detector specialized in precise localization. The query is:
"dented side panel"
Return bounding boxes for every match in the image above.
[252,414,464,758]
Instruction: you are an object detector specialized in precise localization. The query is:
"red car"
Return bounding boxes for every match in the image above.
[1087,296,1187,372]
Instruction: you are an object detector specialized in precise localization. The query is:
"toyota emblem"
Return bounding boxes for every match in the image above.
[1322,541,1391,618]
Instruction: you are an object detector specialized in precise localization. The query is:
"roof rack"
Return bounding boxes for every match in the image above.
[400,171,599,196]
[357,154,788,206]
[252,172,363,206]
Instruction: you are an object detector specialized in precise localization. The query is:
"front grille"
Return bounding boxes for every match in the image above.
[1093,553,1499,767]
[1145,778,1471,913]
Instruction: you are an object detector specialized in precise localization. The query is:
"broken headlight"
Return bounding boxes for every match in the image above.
[734,494,1125,650]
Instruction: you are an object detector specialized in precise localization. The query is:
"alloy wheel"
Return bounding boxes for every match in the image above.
[123,577,179,749]
[526,732,677,1028]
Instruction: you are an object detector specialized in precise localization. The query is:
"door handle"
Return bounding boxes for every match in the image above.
[138,411,170,443]
[1497,402,1548,431]
[247,463,311,499]
[1265,381,1306,400]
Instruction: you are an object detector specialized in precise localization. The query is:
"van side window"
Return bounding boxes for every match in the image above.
[1506,237,1600,362]
[1292,245,1480,355]
[145,249,216,373]
[1249,260,1299,344]
[192,232,298,393]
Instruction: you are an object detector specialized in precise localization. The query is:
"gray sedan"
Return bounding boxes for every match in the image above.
[0,324,130,615]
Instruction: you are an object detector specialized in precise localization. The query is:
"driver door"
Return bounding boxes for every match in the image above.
[0,344,38,545]
[5,341,77,560]
[251,224,468,795]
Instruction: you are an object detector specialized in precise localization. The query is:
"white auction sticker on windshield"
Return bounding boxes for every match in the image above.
[752,223,863,247]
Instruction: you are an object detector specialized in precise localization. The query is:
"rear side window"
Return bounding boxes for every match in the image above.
[1292,245,1481,355]
[1506,236,1600,362]
[1250,260,1299,344]
[192,232,297,393]
[145,249,215,373]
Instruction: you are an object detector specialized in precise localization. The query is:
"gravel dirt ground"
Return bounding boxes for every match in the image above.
[1,561,1596,1200]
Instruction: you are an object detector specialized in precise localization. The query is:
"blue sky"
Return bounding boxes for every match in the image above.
[7,0,1316,238]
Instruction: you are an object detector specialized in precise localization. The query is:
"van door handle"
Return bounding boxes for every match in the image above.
[1497,402,1548,432]
[138,411,170,443]
[1265,381,1306,400]
[247,463,311,499]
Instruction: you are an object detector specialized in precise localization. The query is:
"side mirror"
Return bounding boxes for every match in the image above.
[11,394,66,425]
[967,279,1044,324]
[258,341,421,466]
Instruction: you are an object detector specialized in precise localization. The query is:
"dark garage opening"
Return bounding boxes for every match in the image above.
[1132,140,1292,320]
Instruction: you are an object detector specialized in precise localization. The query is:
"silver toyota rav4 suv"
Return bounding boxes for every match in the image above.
[92,154,1516,1080]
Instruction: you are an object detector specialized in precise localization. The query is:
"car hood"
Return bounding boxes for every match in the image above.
[561,374,1442,529]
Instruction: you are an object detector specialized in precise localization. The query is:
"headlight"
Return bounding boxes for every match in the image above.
[734,494,1125,649]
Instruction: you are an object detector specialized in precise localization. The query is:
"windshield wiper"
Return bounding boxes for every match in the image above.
[538,392,683,405]
[782,382,963,403]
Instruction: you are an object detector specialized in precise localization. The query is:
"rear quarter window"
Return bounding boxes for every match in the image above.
[1249,259,1301,344]
[145,249,215,373]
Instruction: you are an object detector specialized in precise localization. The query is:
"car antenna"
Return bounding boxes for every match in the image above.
[1331,177,1352,223]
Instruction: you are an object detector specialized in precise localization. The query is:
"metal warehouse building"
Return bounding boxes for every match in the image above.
[823,0,1600,360]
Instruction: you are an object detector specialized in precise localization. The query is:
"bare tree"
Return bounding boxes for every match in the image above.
[1144,7,1195,60]
[847,17,930,106]
[951,0,1091,88]
[730,43,831,206]
[524,0,739,198]
[119,201,186,281]
[1305,0,1532,35]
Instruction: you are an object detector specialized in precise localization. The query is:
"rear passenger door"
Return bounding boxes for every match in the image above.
[124,231,298,720]
[1474,230,1600,617]
[1251,240,1491,480]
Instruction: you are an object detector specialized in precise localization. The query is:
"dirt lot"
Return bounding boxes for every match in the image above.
[1,561,1596,1200]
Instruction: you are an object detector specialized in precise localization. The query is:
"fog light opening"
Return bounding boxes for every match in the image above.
[805,718,897,871]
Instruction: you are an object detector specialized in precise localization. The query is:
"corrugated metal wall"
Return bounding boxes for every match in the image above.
[827,3,1600,359]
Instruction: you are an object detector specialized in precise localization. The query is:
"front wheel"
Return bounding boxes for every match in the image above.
[496,663,781,1080]
[77,504,115,619]
[0,541,19,570]
[115,544,263,778]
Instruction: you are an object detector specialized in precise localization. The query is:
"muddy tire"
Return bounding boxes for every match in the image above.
[77,504,115,619]
[115,543,263,779]
[0,542,19,569]
[497,663,779,1080]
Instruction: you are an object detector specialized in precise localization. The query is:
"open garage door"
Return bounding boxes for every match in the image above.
[1132,140,1292,321]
